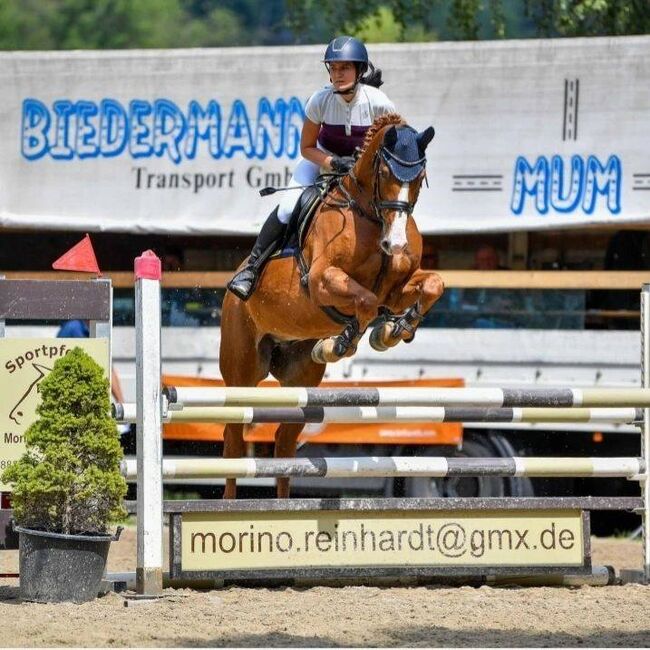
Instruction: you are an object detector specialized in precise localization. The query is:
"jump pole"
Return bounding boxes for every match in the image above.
[115,403,643,425]
[135,251,164,596]
[120,456,644,481]
[164,385,650,408]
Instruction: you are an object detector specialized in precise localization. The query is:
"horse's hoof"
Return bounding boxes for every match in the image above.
[343,344,358,358]
[369,322,395,351]
[311,338,343,364]
[312,338,339,364]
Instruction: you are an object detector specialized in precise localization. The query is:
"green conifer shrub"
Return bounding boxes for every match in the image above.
[2,347,127,535]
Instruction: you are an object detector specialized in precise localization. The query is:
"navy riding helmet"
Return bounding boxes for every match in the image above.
[323,36,369,76]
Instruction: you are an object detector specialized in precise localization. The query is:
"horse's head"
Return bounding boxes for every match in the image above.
[354,117,435,256]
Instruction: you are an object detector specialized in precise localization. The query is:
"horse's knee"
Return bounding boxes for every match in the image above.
[424,274,444,301]
[311,267,338,298]
[354,291,378,320]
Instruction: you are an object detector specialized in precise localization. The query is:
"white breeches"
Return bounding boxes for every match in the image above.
[277,157,322,224]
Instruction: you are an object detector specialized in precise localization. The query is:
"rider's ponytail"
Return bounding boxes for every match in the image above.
[360,61,384,88]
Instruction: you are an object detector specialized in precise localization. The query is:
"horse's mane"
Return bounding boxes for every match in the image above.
[359,113,405,155]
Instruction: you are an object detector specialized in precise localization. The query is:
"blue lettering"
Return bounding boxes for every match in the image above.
[582,155,621,214]
[284,97,305,159]
[50,100,75,160]
[254,98,285,158]
[128,100,153,158]
[222,99,254,158]
[550,155,583,213]
[511,156,548,215]
[21,96,308,162]
[153,99,186,165]
[99,99,128,158]
[185,100,221,160]
[21,99,50,160]
[511,154,622,216]
[75,100,99,159]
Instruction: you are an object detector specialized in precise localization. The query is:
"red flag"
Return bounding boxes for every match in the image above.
[52,234,101,275]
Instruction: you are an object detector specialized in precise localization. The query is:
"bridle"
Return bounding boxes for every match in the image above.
[323,131,427,228]
[371,145,426,222]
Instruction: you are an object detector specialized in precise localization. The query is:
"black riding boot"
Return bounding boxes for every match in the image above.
[227,207,287,301]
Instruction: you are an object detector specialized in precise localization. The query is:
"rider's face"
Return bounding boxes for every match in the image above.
[328,61,357,92]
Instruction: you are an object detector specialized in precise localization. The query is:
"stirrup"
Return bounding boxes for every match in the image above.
[227,267,258,301]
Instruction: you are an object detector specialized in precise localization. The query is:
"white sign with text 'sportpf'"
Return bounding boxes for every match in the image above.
[0,339,109,491]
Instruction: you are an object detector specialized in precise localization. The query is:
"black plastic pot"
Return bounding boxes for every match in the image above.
[16,525,122,603]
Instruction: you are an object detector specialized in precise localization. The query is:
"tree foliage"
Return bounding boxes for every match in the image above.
[0,0,647,50]
[524,0,650,37]
[287,0,648,42]
[2,348,127,535]
[0,0,250,49]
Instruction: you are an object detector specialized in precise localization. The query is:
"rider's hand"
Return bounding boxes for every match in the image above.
[330,155,355,174]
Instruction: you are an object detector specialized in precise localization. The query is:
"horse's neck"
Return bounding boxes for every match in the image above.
[345,149,377,213]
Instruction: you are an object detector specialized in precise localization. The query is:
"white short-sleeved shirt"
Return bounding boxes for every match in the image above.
[304,84,396,157]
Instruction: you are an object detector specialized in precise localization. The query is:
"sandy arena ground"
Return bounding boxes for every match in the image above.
[1,525,649,647]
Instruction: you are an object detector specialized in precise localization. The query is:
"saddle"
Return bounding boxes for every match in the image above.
[271,175,337,261]
[269,174,356,325]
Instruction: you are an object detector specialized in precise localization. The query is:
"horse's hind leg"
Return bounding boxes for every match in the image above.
[270,340,326,498]
[219,294,272,498]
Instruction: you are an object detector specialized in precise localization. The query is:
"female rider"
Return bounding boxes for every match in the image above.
[227,35,396,301]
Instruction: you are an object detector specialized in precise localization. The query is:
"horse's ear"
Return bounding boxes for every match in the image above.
[384,125,398,148]
[417,126,435,152]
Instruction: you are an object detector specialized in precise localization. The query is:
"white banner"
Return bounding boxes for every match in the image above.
[1,36,648,235]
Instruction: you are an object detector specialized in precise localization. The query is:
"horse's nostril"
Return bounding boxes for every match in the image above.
[380,240,392,255]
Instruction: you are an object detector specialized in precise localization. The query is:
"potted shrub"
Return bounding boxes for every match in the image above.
[2,347,127,603]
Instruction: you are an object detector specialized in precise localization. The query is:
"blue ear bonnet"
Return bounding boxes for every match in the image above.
[381,125,435,182]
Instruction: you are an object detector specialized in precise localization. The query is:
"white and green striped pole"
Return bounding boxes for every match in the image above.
[120,456,644,481]
[115,403,643,425]
[164,385,650,408]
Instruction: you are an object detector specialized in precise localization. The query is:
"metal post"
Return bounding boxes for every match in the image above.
[135,252,163,596]
[641,284,650,583]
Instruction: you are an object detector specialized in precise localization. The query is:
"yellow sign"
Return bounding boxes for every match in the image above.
[0,338,109,491]
[181,509,584,571]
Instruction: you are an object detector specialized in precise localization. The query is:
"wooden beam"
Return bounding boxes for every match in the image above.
[0,278,111,320]
[2,270,649,290]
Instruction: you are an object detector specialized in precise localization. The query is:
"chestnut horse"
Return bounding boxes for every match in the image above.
[219,114,444,498]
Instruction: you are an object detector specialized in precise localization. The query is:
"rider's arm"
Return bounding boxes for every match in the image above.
[300,118,334,171]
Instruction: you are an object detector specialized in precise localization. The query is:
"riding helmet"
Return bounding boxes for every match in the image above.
[323,36,368,74]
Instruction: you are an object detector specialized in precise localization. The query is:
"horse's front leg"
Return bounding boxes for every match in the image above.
[309,265,378,364]
[370,270,444,351]
[222,423,245,499]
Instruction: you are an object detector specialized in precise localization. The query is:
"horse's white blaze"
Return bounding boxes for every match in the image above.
[385,183,409,253]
